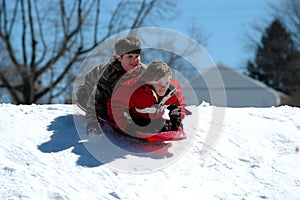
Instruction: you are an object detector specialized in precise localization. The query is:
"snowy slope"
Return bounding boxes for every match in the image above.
[0,103,300,200]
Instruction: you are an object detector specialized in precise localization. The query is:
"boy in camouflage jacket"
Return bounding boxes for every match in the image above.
[77,36,146,135]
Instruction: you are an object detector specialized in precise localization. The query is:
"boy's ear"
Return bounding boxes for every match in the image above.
[116,55,122,62]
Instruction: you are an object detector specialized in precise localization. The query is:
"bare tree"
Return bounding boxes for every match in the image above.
[141,22,209,79]
[0,0,177,104]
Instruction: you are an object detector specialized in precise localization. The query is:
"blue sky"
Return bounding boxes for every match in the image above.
[162,0,274,72]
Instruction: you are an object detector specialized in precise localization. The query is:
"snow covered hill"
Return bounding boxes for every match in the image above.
[1,103,300,200]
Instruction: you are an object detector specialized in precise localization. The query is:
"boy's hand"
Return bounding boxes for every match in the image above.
[86,123,101,135]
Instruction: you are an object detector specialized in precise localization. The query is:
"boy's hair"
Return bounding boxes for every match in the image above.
[114,35,142,56]
[139,61,172,82]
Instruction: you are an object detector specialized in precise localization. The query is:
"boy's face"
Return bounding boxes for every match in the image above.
[149,75,171,97]
[117,53,141,73]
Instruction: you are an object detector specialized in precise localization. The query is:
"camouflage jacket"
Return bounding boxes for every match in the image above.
[83,59,146,126]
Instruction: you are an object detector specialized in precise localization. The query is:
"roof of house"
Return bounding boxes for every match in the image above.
[188,62,290,98]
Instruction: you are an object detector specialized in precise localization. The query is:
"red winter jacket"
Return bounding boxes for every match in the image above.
[107,77,186,132]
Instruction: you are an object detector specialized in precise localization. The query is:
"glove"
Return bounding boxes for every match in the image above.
[168,105,180,117]
[160,121,172,132]
[86,123,101,135]
[167,104,181,130]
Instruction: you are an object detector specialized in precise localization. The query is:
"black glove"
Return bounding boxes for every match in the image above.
[86,123,101,135]
[167,104,181,130]
[160,121,172,132]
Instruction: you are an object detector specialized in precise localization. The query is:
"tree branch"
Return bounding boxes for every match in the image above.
[33,0,47,66]
[0,72,20,103]
[20,1,28,69]
[35,52,80,101]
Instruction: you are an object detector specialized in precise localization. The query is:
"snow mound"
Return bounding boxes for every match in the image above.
[0,104,300,199]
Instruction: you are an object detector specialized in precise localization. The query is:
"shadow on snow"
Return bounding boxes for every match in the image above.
[37,114,102,167]
[38,114,173,168]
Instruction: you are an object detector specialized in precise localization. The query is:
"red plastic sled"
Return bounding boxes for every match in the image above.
[105,120,186,143]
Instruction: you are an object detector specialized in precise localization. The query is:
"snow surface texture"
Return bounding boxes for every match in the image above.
[1,103,300,199]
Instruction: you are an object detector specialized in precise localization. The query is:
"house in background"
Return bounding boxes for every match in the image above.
[181,63,292,107]
[290,90,300,106]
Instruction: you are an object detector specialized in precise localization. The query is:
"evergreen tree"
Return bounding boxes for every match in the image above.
[247,18,300,94]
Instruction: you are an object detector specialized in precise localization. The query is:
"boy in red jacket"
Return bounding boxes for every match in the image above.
[107,61,186,136]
